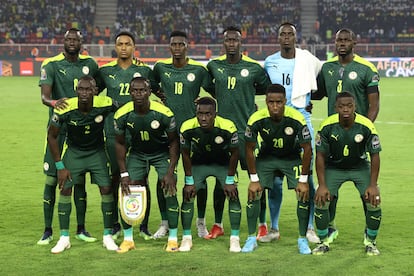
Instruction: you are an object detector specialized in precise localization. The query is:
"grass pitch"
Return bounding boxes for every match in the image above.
[0,77,413,275]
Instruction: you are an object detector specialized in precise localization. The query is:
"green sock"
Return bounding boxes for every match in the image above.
[157,181,168,220]
[229,198,241,231]
[166,196,179,229]
[141,186,151,225]
[329,196,338,227]
[181,200,194,231]
[246,199,260,235]
[58,195,72,231]
[297,201,310,237]
[101,194,114,229]
[213,181,225,223]
[314,207,330,240]
[74,184,87,226]
[43,176,57,228]
[196,187,207,218]
[366,206,381,240]
[259,191,267,224]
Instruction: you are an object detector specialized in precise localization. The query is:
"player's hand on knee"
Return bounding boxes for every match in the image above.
[295,182,310,202]
[57,169,71,191]
[224,184,238,200]
[162,173,177,196]
[364,185,381,207]
[183,185,196,202]
[314,186,330,207]
[248,182,262,201]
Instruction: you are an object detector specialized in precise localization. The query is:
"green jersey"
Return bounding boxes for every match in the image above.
[245,106,311,159]
[39,53,99,117]
[50,96,115,151]
[316,113,382,169]
[114,100,177,155]
[153,58,213,128]
[207,55,271,132]
[180,115,238,166]
[317,54,380,116]
[97,59,159,106]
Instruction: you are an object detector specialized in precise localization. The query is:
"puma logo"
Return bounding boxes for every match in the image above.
[262,128,270,135]
[109,74,116,80]
[59,69,66,75]
[164,72,172,78]
[217,68,224,74]
[70,120,77,126]
[328,70,334,76]
[330,134,339,141]
[192,137,200,143]
[127,122,134,128]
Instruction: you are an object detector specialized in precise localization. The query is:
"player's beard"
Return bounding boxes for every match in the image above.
[64,46,80,56]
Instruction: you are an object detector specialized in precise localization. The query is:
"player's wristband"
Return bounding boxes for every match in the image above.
[185,176,194,185]
[120,172,129,178]
[55,161,65,170]
[225,175,234,185]
[249,173,259,182]
[51,100,57,107]
[299,175,308,182]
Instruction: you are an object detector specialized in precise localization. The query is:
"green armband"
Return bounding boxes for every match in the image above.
[225,175,234,185]
[55,161,65,170]
[185,176,194,185]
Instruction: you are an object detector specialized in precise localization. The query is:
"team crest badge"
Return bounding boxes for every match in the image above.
[245,126,252,138]
[82,66,89,75]
[52,114,59,123]
[151,120,160,129]
[354,134,363,143]
[348,71,357,80]
[94,115,103,123]
[133,72,142,78]
[215,136,224,144]
[241,69,249,77]
[315,133,321,146]
[119,185,147,226]
[40,68,47,80]
[187,73,195,82]
[284,127,294,135]
[180,134,185,145]
[372,135,381,149]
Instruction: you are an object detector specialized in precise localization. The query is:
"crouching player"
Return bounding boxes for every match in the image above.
[179,97,242,252]
[47,76,119,253]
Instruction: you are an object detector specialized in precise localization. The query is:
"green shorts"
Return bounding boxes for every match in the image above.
[127,152,176,181]
[237,132,248,170]
[256,156,302,190]
[62,147,111,189]
[104,114,131,176]
[191,164,229,191]
[325,165,371,197]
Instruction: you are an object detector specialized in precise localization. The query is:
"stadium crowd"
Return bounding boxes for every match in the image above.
[0,0,96,44]
[2,0,412,45]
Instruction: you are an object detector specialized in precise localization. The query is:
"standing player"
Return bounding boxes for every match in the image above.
[262,22,321,243]
[311,28,380,242]
[241,84,312,254]
[312,92,382,256]
[38,28,99,245]
[179,97,242,252]
[207,26,271,240]
[47,76,119,253]
[96,31,159,240]
[152,30,214,239]
[114,77,180,253]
